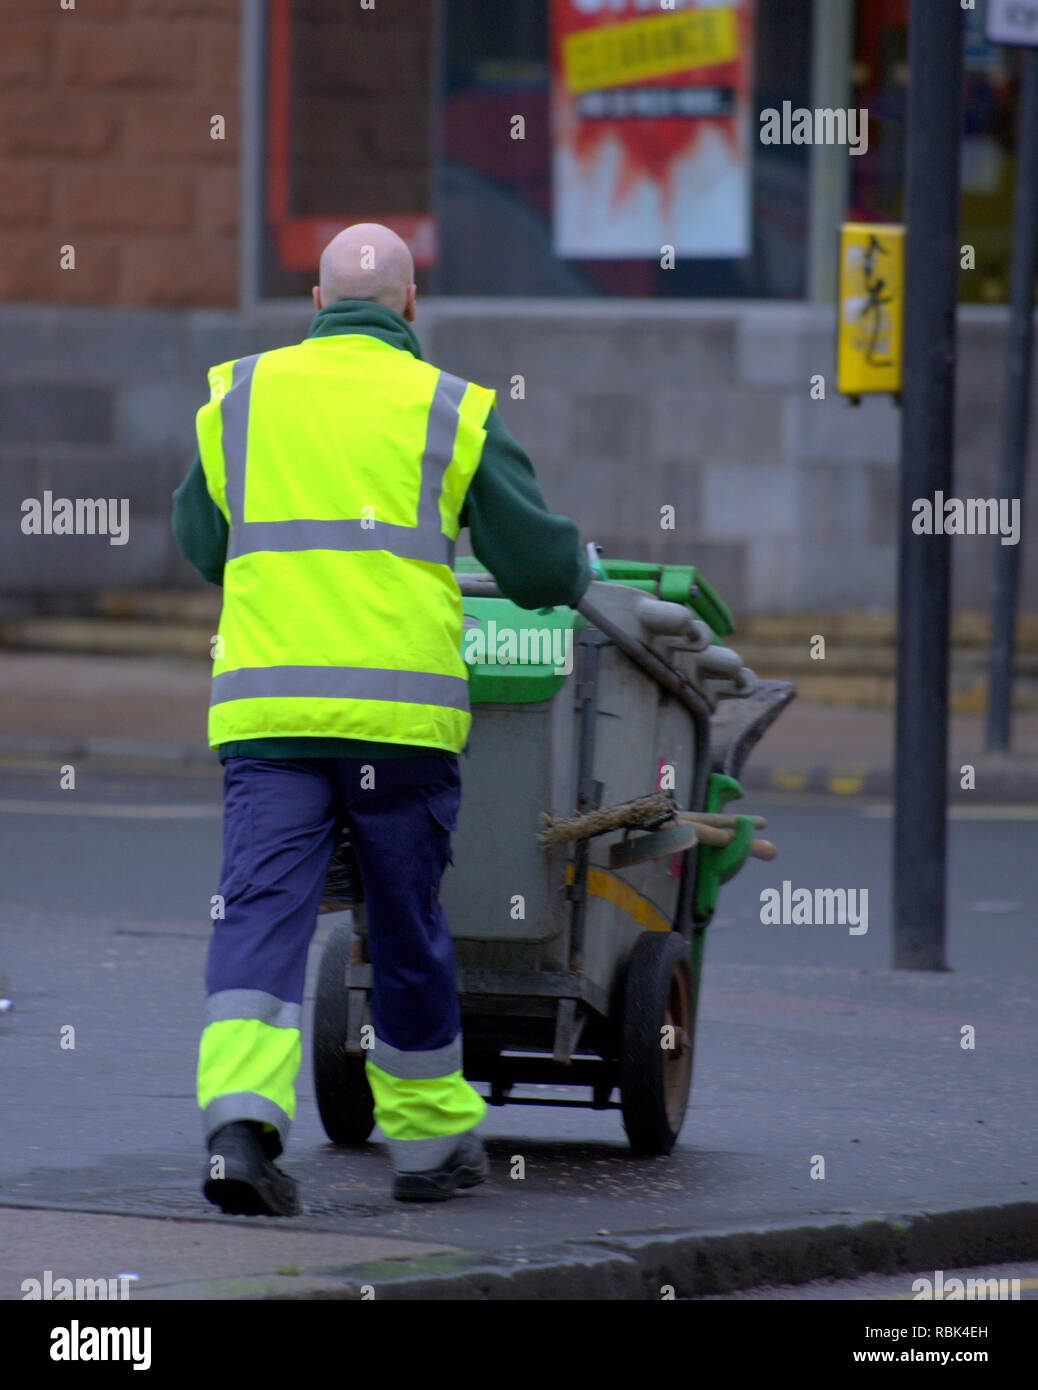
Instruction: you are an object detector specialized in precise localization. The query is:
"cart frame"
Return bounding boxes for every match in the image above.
[319,592,734,1136]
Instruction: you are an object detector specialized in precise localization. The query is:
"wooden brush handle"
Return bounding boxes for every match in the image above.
[690,821,777,861]
[678,811,767,830]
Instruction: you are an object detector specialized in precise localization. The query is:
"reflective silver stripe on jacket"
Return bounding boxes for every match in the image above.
[414,370,468,545]
[219,353,260,529]
[225,517,449,564]
[210,666,470,709]
[204,989,301,1032]
[219,357,468,564]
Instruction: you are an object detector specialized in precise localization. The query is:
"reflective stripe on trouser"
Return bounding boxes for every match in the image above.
[197,757,343,1152]
[367,1035,486,1173]
[197,989,302,1150]
[198,754,475,1163]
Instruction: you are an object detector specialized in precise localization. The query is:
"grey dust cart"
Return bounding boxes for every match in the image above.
[313,558,794,1155]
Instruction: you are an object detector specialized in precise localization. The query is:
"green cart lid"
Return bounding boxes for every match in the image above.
[460,597,586,704]
[453,554,734,702]
[455,556,734,637]
[597,559,734,638]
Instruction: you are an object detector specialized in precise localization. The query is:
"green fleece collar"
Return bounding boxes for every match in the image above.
[306,300,423,359]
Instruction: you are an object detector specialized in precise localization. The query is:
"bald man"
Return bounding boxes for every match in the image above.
[173,224,589,1213]
[314,222,417,320]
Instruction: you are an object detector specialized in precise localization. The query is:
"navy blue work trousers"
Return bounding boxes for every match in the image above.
[208,754,463,1053]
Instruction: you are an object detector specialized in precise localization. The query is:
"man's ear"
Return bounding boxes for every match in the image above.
[311,285,322,311]
[404,284,417,323]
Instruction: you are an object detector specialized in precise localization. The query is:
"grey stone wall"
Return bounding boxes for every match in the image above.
[1,300,1035,616]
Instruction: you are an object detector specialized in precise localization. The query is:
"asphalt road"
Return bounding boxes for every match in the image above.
[2,759,1037,1257]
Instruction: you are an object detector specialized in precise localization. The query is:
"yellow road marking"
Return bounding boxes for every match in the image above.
[770,770,809,791]
[828,774,865,796]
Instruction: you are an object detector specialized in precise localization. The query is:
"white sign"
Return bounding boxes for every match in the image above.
[986,0,1038,47]
[550,0,754,259]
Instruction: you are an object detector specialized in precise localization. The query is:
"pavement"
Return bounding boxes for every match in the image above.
[742,698,1038,803]
[1,651,1037,1300]
[2,647,1038,800]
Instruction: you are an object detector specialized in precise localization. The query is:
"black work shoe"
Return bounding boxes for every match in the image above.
[392,1131,489,1203]
[203,1121,301,1217]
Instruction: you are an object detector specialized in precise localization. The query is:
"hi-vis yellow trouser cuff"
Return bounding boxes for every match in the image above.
[197,990,300,1150]
[367,1034,486,1173]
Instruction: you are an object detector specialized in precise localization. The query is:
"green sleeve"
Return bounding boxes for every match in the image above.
[171,452,228,586]
[461,408,590,611]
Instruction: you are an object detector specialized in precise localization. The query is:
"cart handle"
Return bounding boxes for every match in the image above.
[576,594,714,722]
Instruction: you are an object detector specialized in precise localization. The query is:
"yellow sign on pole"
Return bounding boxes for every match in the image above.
[837,222,905,398]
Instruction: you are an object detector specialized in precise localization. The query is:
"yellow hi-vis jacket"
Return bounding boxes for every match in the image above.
[196,334,496,753]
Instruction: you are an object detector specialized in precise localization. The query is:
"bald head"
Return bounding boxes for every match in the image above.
[313,223,416,320]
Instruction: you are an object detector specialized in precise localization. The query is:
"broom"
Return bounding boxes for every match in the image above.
[539,792,776,861]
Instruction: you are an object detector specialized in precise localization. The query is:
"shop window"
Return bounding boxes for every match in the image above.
[258,0,815,300]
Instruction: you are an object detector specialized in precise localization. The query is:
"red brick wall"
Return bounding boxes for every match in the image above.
[293,1,432,217]
[0,0,241,307]
[264,0,434,299]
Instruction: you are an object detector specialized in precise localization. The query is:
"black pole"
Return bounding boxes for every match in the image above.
[892,1,964,971]
[986,47,1038,754]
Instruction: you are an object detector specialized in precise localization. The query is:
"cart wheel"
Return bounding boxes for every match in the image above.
[619,931,694,1156]
[312,922,375,1145]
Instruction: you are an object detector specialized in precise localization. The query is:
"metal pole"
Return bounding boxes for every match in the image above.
[986,47,1038,753]
[427,0,447,298]
[238,0,264,311]
[807,0,854,302]
[892,0,964,971]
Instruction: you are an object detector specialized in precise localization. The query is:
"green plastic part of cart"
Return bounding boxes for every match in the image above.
[453,555,736,642]
[460,597,588,704]
[597,559,735,640]
[694,772,757,921]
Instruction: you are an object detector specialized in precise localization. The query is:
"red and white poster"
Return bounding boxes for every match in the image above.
[551,0,754,259]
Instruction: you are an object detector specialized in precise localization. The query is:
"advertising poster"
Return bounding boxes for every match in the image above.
[551,0,755,259]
